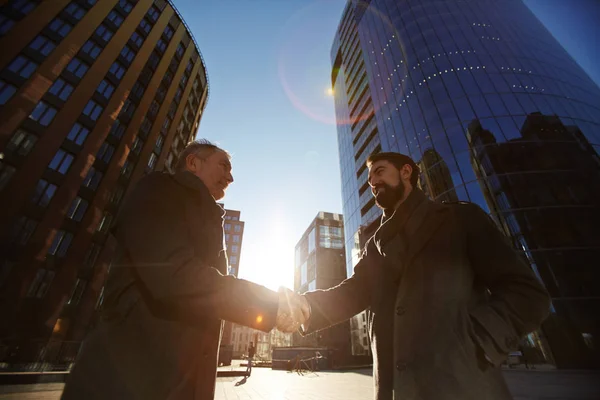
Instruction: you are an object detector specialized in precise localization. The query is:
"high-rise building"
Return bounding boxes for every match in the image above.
[221,207,244,348]
[0,0,209,365]
[331,0,600,367]
[293,211,353,365]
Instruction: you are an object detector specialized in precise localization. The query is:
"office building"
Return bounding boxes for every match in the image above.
[331,0,600,367]
[0,0,209,365]
[293,211,353,365]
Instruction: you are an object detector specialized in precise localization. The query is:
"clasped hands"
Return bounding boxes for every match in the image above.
[275,287,310,333]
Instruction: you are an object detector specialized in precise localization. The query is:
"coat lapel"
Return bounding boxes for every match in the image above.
[403,200,449,268]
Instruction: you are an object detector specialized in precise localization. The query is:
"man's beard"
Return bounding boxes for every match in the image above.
[374,181,406,211]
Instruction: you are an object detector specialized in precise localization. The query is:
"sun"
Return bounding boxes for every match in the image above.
[325,87,334,96]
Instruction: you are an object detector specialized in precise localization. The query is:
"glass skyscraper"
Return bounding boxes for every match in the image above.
[331,0,600,367]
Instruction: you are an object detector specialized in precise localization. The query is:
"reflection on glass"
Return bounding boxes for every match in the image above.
[468,113,600,367]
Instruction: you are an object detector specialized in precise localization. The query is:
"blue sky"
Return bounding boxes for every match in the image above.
[172,0,600,290]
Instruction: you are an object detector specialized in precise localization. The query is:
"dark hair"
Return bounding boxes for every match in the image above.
[366,152,420,187]
[175,139,230,172]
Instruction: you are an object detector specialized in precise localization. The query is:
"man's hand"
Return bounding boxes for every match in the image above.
[276,287,310,333]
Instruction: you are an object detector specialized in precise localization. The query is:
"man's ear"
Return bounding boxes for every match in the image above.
[401,164,413,181]
[185,153,199,172]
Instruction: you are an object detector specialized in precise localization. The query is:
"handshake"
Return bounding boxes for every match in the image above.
[275,287,311,333]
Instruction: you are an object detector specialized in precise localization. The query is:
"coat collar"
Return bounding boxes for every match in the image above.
[373,189,449,268]
[172,171,225,218]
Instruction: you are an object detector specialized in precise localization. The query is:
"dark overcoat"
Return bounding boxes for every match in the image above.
[62,171,279,400]
[304,190,550,400]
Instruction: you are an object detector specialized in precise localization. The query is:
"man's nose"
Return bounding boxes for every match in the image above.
[227,173,234,184]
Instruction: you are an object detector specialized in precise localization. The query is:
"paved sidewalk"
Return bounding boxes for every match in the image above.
[1,366,599,399]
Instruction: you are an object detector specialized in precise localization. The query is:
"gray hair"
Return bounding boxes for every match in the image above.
[175,139,230,172]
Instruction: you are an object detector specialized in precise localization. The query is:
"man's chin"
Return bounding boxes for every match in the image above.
[212,189,226,201]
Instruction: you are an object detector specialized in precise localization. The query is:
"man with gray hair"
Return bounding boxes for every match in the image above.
[62,139,309,399]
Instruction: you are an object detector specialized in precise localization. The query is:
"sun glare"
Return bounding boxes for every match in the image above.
[325,87,334,96]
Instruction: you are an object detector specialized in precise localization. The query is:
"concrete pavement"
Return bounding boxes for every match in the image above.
[1,365,599,399]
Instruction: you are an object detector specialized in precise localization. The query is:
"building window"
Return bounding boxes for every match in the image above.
[26,269,55,298]
[48,149,74,174]
[231,245,238,253]
[131,81,145,99]
[308,280,316,291]
[48,230,74,257]
[64,2,86,20]
[0,80,17,105]
[163,24,174,40]
[29,101,57,126]
[95,23,113,42]
[67,278,87,305]
[131,136,143,155]
[130,30,143,47]
[106,10,124,27]
[96,142,115,163]
[6,128,37,156]
[80,39,102,59]
[28,35,56,56]
[148,100,160,119]
[110,185,125,206]
[109,61,126,80]
[66,122,89,145]
[224,223,231,231]
[308,228,316,254]
[140,16,155,35]
[233,235,240,243]
[118,0,134,13]
[175,43,185,59]
[83,166,102,190]
[301,261,307,285]
[0,161,17,191]
[120,45,135,64]
[31,179,57,208]
[160,118,171,135]
[140,117,152,137]
[48,18,73,38]
[6,55,38,78]
[96,212,113,233]
[146,6,160,22]
[156,38,167,53]
[225,233,230,242]
[47,78,74,101]
[84,243,102,271]
[147,51,160,70]
[9,215,37,245]
[66,196,88,222]
[120,98,135,118]
[109,119,126,139]
[234,225,241,233]
[96,79,114,100]
[66,57,89,78]
[147,152,158,170]
[82,99,103,121]
[121,159,134,178]
[230,256,238,265]
[154,135,164,154]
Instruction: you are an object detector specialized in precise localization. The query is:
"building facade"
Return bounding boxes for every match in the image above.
[221,207,244,348]
[331,0,600,367]
[293,212,353,365]
[0,0,209,365]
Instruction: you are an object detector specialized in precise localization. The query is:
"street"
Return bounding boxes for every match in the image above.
[1,365,599,400]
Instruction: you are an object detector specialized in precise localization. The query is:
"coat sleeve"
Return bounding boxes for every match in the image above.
[463,203,550,366]
[301,239,376,335]
[113,174,278,332]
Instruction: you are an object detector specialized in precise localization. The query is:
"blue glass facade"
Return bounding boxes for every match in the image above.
[332,0,600,367]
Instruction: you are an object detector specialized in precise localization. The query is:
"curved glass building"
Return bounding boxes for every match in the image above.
[0,0,208,365]
[332,0,600,367]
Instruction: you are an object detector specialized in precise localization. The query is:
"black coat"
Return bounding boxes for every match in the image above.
[62,171,279,400]
[303,190,550,400]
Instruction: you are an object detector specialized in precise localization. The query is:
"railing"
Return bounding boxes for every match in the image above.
[0,340,82,372]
